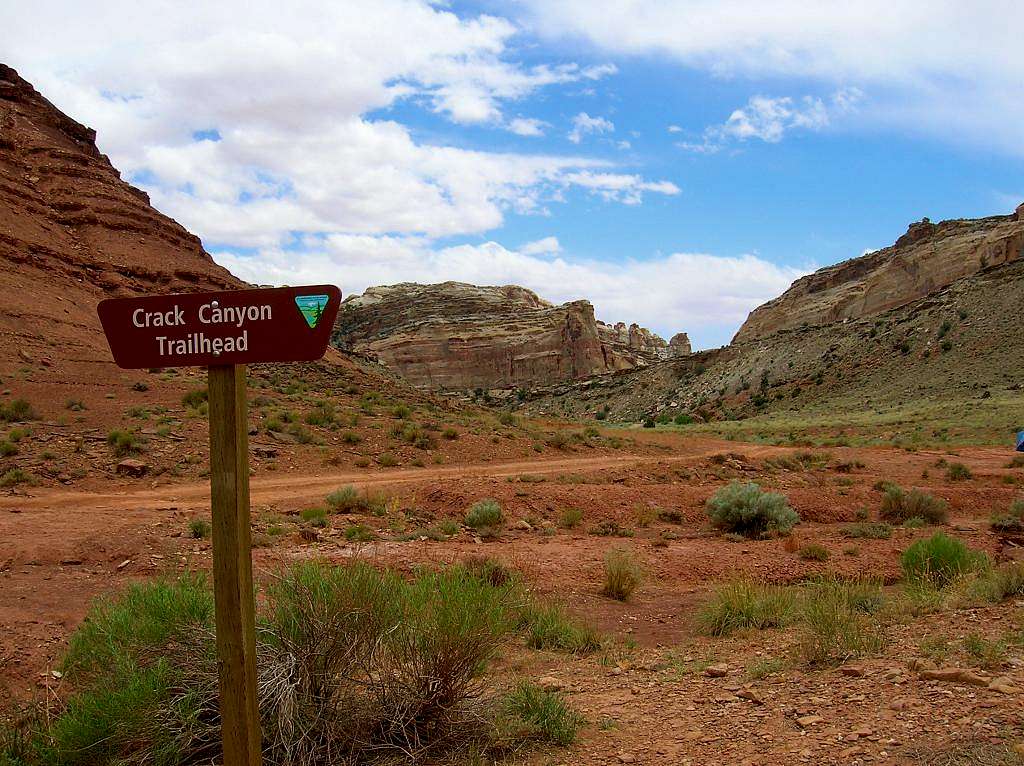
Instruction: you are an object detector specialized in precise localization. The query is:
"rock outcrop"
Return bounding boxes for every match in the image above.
[333,282,683,389]
[0,63,243,370]
[734,208,1024,343]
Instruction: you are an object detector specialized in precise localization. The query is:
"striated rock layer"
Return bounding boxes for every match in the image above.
[333,282,688,389]
[734,208,1024,343]
[0,63,242,371]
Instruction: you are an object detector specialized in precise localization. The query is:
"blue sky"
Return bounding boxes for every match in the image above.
[3,1,1022,348]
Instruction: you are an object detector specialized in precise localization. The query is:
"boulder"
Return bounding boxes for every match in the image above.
[115,458,149,477]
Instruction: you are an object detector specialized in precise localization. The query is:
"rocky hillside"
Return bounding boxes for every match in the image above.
[0,63,243,373]
[735,208,1024,343]
[333,282,688,390]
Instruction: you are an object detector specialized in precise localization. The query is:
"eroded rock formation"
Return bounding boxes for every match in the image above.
[734,208,1024,343]
[333,282,685,389]
[0,63,242,370]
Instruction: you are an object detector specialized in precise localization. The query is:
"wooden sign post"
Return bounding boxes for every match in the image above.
[98,285,341,766]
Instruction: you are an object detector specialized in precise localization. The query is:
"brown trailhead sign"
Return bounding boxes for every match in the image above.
[97,285,341,369]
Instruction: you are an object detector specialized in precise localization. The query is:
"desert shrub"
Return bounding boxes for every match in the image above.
[438,519,460,537]
[601,548,642,601]
[106,429,144,457]
[901,532,989,588]
[442,427,459,440]
[588,520,633,538]
[657,508,685,524]
[28,561,540,765]
[180,388,207,409]
[946,462,972,481]
[705,482,799,537]
[495,682,583,748]
[559,507,583,529]
[187,518,210,539]
[0,399,35,423]
[674,413,693,425]
[301,507,328,527]
[344,523,376,542]
[0,441,16,457]
[523,603,602,655]
[879,486,948,524]
[697,580,797,636]
[844,522,893,539]
[65,398,86,412]
[466,499,503,532]
[304,401,336,427]
[642,417,655,429]
[799,579,886,666]
[341,430,362,444]
[991,499,1024,533]
[799,544,830,562]
[378,452,398,467]
[0,468,28,487]
[326,485,369,513]
[390,404,411,419]
[545,431,570,450]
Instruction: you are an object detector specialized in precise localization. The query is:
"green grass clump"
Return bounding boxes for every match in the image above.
[991,499,1024,533]
[187,518,210,539]
[0,468,28,487]
[844,522,893,539]
[0,399,35,423]
[496,682,584,748]
[466,499,503,532]
[697,579,797,636]
[0,440,16,457]
[344,524,376,542]
[879,485,948,524]
[601,548,642,601]
[180,388,207,409]
[107,429,144,457]
[522,603,602,655]
[799,544,830,562]
[798,578,886,666]
[945,462,973,481]
[705,481,799,537]
[901,532,989,588]
[559,507,583,529]
[325,485,369,513]
[301,507,328,527]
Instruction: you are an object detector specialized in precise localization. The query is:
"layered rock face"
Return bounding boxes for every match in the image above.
[0,64,242,371]
[734,208,1024,343]
[333,282,685,389]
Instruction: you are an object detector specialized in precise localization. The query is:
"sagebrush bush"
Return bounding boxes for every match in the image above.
[901,532,989,588]
[705,482,799,537]
[0,398,35,423]
[325,485,369,513]
[879,485,948,524]
[697,579,797,636]
[7,561,579,765]
[559,507,583,529]
[106,429,143,457]
[466,499,503,531]
[601,548,642,601]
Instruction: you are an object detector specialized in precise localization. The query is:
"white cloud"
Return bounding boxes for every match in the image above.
[667,125,683,133]
[568,112,614,143]
[521,0,1024,156]
[507,117,549,136]
[519,236,562,256]
[679,89,860,153]
[215,238,807,348]
[0,0,671,249]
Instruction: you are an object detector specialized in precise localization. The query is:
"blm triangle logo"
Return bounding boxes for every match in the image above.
[294,294,330,329]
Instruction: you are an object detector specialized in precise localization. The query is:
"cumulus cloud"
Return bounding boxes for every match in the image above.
[678,89,861,153]
[215,238,807,348]
[1,0,669,251]
[521,0,1024,156]
[507,117,549,136]
[568,112,614,143]
[519,236,562,256]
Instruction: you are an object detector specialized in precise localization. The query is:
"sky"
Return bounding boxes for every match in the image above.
[3,1,1023,349]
